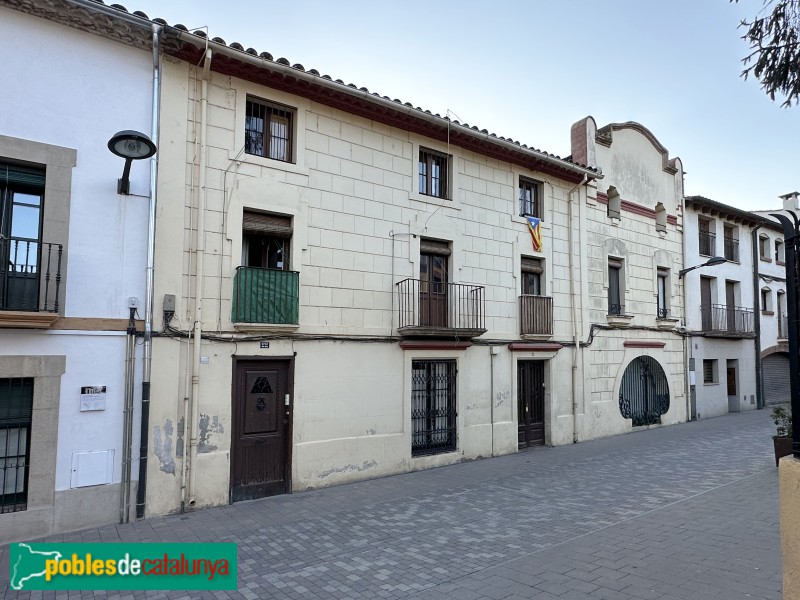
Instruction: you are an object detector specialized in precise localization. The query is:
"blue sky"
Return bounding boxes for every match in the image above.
[128,0,799,211]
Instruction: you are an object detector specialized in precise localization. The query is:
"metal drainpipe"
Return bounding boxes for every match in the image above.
[567,175,588,443]
[188,49,212,508]
[489,347,495,457]
[135,22,162,521]
[752,225,764,410]
[120,307,136,523]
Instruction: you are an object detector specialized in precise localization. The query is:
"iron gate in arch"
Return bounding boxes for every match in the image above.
[618,356,670,426]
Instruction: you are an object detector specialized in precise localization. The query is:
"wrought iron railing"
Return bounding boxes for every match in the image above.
[698,231,715,256]
[396,278,485,332]
[232,266,299,324]
[0,239,62,313]
[779,314,789,339]
[608,303,625,316]
[657,308,670,319]
[520,295,553,335]
[700,303,754,334]
[723,236,739,262]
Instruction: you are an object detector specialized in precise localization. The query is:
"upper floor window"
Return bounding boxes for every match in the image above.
[608,257,624,315]
[655,203,667,233]
[245,97,295,163]
[519,177,543,218]
[698,218,715,256]
[607,186,621,220]
[723,224,739,262]
[419,148,449,199]
[657,267,670,318]
[776,239,785,263]
[521,257,544,295]
[761,287,773,313]
[1,163,55,313]
[241,211,292,270]
[759,234,771,261]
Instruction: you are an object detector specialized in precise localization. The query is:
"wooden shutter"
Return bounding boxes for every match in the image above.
[521,257,543,274]
[242,211,292,238]
[420,238,451,256]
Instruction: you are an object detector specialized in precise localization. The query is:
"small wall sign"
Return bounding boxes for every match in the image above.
[80,386,107,412]
[260,341,270,349]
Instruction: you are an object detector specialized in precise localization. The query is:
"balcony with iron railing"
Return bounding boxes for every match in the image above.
[698,231,715,256]
[232,266,299,329]
[519,295,553,337]
[0,238,63,328]
[396,278,486,338]
[723,236,739,262]
[700,303,754,337]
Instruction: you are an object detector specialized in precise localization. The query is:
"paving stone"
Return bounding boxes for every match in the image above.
[0,411,783,599]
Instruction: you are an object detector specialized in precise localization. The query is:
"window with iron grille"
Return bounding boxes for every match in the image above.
[245,97,294,163]
[519,177,543,218]
[703,359,718,384]
[418,148,449,199]
[411,360,456,457]
[1,378,33,513]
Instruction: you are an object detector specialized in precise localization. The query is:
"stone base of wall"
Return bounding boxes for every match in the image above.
[780,455,800,599]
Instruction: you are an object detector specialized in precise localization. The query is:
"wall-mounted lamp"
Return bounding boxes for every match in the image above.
[678,255,726,278]
[107,130,157,195]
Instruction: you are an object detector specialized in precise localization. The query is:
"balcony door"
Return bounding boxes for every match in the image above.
[725,281,736,332]
[0,164,44,311]
[419,239,450,328]
[700,277,712,330]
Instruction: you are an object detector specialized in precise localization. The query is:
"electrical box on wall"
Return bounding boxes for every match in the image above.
[71,450,115,488]
[80,386,107,411]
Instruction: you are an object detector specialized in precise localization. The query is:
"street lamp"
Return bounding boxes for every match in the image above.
[771,211,800,458]
[678,255,727,278]
[107,130,157,195]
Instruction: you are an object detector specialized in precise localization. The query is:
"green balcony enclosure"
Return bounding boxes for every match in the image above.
[232,266,299,324]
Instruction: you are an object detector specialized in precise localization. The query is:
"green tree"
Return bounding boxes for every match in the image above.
[734,0,800,106]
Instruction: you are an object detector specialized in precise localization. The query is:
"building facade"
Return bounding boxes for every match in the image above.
[569,118,687,439]
[755,193,796,406]
[0,1,156,542]
[683,196,761,418]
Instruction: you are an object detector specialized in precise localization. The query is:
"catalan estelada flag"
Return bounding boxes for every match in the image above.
[526,216,542,252]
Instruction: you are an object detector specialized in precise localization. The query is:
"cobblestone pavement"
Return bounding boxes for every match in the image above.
[1,410,783,599]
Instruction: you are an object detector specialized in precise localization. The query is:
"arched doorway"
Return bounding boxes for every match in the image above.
[618,356,670,426]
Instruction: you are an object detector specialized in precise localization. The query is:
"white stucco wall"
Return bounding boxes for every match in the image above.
[0,7,153,538]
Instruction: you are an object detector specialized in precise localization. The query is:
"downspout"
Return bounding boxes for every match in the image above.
[752,224,764,409]
[120,307,136,523]
[188,49,213,508]
[489,347,495,457]
[567,175,588,443]
[135,22,162,520]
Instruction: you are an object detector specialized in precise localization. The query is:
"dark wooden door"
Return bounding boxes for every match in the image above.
[726,365,739,413]
[725,281,736,332]
[231,360,291,501]
[420,253,448,327]
[700,277,712,330]
[518,361,545,448]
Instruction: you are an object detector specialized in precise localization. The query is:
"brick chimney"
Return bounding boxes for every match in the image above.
[780,191,799,211]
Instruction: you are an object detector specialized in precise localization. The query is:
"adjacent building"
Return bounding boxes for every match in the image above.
[0,0,156,542]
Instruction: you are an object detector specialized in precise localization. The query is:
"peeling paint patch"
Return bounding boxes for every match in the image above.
[198,414,223,453]
[176,417,185,458]
[153,420,176,475]
[318,460,377,479]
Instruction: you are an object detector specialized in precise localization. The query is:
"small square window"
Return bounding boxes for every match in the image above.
[702,359,718,384]
[245,97,295,163]
[419,148,449,199]
[519,177,543,218]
